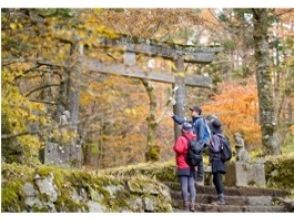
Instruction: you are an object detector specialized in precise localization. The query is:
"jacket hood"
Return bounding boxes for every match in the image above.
[182,130,196,140]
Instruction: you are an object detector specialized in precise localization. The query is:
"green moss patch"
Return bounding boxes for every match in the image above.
[265,155,294,192]
[2,163,173,212]
[101,160,177,183]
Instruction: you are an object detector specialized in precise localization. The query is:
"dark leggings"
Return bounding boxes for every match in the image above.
[179,176,196,203]
[197,157,204,178]
[212,172,224,194]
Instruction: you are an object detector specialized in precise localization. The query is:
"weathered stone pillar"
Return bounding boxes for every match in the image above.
[44,38,83,168]
[173,58,186,140]
[124,51,136,66]
[67,38,83,167]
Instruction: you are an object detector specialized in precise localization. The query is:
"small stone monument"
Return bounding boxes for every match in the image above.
[43,110,82,167]
[225,133,266,187]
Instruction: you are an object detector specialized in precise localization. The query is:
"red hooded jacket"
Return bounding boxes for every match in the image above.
[173,131,197,169]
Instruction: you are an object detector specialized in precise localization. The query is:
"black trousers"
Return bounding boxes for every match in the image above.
[196,157,204,179]
[212,172,224,194]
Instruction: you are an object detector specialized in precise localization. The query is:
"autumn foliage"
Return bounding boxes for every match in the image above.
[203,78,262,150]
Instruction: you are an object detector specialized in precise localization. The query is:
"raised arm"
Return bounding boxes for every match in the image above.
[172,114,187,125]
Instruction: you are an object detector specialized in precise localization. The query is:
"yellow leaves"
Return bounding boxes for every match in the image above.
[2,69,50,151]
[124,108,138,116]
[9,22,23,30]
[9,23,17,30]
[171,62,177,71]
[50,128,78,145]
[19,135,41,149]
[94,9,103,14]
[290,125,294,135]
[80,90,94,106]
[125,108,132,114]
[174,71,185,77]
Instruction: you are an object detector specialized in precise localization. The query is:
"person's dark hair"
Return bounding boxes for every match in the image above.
[189,105,202,115]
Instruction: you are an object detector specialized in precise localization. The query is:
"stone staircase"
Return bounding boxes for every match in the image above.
[164,181,291,212]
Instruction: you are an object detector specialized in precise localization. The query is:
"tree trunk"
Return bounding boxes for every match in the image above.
[252,9,281,155]
[141,79,160,162]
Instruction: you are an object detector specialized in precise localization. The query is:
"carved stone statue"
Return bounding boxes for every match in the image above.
[234,132,250,162]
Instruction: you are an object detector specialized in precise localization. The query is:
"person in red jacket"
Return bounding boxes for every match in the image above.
[173,122,197,212]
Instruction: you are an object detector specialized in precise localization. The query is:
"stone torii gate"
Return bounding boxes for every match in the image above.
[43,35,221,166]
[84,35,221,138]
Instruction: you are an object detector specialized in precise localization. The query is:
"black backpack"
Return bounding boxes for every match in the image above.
[217,134,232,162]
[183,136,203,166]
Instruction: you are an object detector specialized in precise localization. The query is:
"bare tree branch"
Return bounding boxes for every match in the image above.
[25,83,60,97]
[55,36,73,45]
[2,131,40,140]
[36,60,67,68]
[29,99,58,105]
[2,57,26,66]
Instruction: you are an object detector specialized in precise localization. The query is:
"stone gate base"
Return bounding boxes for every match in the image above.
[225,161,266,187]
[41,142,83,168]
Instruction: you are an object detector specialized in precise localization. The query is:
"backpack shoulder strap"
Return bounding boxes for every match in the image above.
[202,116,206,124]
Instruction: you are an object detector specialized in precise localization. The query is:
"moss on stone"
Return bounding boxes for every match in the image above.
[145,145,160,162]
[248,180,256,186]
[2,163,173,212]
[54,190,88,212]
[31,205,50,212]
[101,160,177,183]
[106,189,131,211]
[1,179,25,212]
[265,155,294,191]
[35,166,66,189]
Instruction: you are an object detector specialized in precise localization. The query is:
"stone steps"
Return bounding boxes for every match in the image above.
[172,204,286,212]
[165,181,291,212]
[170,190,277,206]
[165,181,289,197]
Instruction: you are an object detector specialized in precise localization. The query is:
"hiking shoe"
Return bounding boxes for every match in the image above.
[184,201,190,211]
[196,175,204,182]
[190,202,195,212]
[211,193,226,206]
[211,201,226,205]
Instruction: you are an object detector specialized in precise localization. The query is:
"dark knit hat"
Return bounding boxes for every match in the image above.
[182,122,193,132]
[210,118,222,134]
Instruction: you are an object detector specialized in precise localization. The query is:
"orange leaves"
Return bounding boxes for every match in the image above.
[203,79,261,149]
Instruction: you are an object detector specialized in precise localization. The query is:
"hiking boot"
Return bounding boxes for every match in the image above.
[196,175,204,182]
[211,201,226,205]
[218,193,225,204]
[196,180,204,186]
[190,202,195,212]
[211,193,226,205]
[184,201,190,211]
[196,176,204,186]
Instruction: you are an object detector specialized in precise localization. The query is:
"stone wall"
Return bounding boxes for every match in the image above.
[1,163,172,212]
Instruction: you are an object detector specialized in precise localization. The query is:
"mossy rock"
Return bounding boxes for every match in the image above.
[265,155,294,192]
[1,179,25,212]
[102,160,177,183]
[2,163,173,212]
